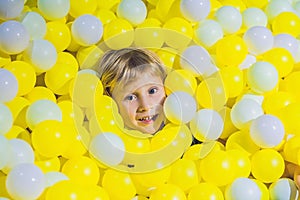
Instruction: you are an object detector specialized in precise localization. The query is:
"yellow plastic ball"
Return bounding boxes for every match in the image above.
[4,61,36,96]
[280,71,300,102]
[24,86,57,103]
[227,149,251,179]
[251,149,285,183]
[262,47,294,78]
[163,17,193,50]
[262,91,296,115]
[44,21,71,52]
[187,182,224,200]
[95,9,117,25]
[156,47,178,71]
[62,156,100,185]
[219,66,244,98]
[76,45,104,70]
[272,12,300,37]
[69,0,98,18]
[103,18,134,49]
[164,69,197,96]
[277,102,300,135]
[35,155,61,173]
[149,183,186,200]
[45,180,86,200]
[243,0,268,8]
[216,35,248,67]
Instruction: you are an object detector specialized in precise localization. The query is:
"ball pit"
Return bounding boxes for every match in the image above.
[1,0,300,199]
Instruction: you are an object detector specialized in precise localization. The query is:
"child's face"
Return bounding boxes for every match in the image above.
[111,73,166,134]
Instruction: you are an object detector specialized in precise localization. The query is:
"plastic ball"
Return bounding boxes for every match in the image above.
[89,132,125,166]
[0,0,24,20]
[168,158,199,192]
[277,102,300,135]
[0,103,13,136]
[71,14,103,46]
[164,69,197,96]
[262,91,296,115]
[274,33,299,60]
[195,77,228,110]
[103,18,134,49]
[35,155,61,173]
[194,19,224,48]
[227,149,251,178]
[262,47,294,78]
[45,180,86,200]
[95,8,117,25]
[251,148,285,183]
[269,178,299,200]
[149,184,186,200]
[272,11,300,37]
[265,0,294,21]
[242,8,268,29]
[215,35,248,67]
[69,0,97,18]
[0,20,30,55]
[6,138,34,171]
[163,91,197,125]
[62,156,100,185]
[280,71,300,102]
[180,45,216,77]
[243,26,274,56]
[117,0,147,25]
[225,177,261,200]
[134,19,164,49]
[23,39,58,73]
[37,0,70,20]
[230,98,264,130]
[19,11,47,40]
[24,86,57,103]
[31,120,73,158]
[44,21,71,52]
[220,65,244,98]
[6,163,45,200]
[26,99,62,129]
[180,0,211,22]
[102,169,136,200]
[163,17,193,50]
[45,52,78,95]
[44,171,69,187]
[0,68,18,103]
[187,182,224,200]
[249,114,284,148]
[0,135,10,170]
[4,61,36,96]
[190,108,224,142]
[215,5,242,34]
[247,61,279,93]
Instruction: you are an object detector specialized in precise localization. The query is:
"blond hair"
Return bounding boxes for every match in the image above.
[97,47,167,95]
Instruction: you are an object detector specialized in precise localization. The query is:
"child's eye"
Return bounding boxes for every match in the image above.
[125,94,137,101]
[149,87,158,94]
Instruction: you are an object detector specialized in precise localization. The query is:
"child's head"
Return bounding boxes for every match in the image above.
[97,47,167,134]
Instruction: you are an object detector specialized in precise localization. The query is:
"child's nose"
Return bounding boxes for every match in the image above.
[137,96,152,112]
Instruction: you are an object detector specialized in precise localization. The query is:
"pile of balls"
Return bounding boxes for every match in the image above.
[1,0,300,199]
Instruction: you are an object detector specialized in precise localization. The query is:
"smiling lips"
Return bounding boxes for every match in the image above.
[137,114,158,124]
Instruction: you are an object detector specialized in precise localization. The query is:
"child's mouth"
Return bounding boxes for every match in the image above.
[138,114,158,124]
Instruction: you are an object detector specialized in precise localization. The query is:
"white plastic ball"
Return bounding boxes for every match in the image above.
[0,103,13,135]
[274,33,299,60]
[190,108,224,142]
[230,98,264,130]
[180,45,216,77]
[0,0,24,20]
[247,61,279,94]
[0,135,10,170]
[71,14,103,46]
[194,19,223,48]
[20,11,47,40]
[269,178,299,200]
[243,26,274,56]
[0,68,18,103]
[23,39,58,73]
[6,139,35,171]
[180,0,211,22]
[89,132,125,166]
[225,177,261,200]
[6,163,45,200]
[26,99,62,129]
[163,91,197,125]
[265,0,294,21]
[0,20,30,54]
[37,0,70,20]
[242,7,268,29]
[117,0,147,25]
[250,114,285,148]
[215,5,242,34]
